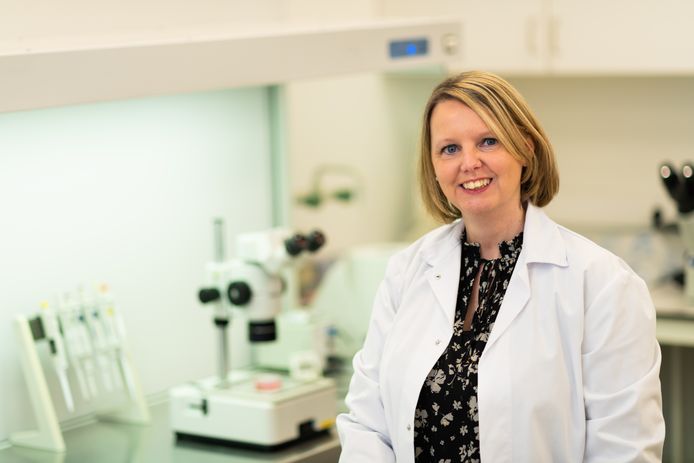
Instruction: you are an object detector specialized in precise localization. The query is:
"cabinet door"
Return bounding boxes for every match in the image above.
[551,0,694,73]
[459,0,548,74]
[382,0,549,74]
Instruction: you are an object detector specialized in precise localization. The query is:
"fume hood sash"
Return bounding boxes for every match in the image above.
[0,17,461,113]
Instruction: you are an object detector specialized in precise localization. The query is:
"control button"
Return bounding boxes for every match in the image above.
[442,33,459,55]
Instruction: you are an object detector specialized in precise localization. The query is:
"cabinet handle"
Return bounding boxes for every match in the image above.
[525,17,538,56]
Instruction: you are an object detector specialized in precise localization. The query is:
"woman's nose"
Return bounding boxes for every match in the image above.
[460,148,482,171]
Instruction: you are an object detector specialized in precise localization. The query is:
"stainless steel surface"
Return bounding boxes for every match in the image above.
[0,401,341,463]
[217,327,230,389]
[212,218,230,388]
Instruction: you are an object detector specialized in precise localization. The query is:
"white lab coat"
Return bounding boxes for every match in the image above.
[337,204,664,462]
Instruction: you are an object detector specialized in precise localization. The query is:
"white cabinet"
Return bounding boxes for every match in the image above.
[383,0,694,75]
[382,0,548,74]
[550,0,694,74]
[457,0,548,74]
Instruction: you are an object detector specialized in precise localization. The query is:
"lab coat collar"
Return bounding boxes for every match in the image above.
[421,203,567,268]
[521,203,568,267]
[421,203,568,340]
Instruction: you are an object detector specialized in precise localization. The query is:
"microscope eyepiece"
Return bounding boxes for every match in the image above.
[306,230,326,252]
[284,234,308,256]
[660,161,694,214]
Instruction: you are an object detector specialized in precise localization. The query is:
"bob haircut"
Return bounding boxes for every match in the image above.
[419,71,559,223]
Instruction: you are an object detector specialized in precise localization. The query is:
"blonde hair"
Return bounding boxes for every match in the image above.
[419,71,559,223]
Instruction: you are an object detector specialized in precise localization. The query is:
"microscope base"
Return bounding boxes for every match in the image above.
[169,371,337,449]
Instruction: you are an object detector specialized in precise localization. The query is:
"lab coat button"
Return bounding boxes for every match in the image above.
[406,424,411,431]
[435,339,441,345]
[434,274,441,279]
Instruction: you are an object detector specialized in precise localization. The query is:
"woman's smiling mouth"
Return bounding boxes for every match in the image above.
[461,178,491,191]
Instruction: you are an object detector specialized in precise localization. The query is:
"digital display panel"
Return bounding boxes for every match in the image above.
[389,38,429,59]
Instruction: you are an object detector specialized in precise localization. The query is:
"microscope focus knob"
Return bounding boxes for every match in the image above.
[306,230,326,252]
[228,281,252,306]
[198,288,221,304]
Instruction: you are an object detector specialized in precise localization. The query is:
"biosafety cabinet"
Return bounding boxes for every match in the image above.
[0,8,462,456]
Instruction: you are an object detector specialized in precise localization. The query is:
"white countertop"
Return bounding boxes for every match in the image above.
[651,283,694,347]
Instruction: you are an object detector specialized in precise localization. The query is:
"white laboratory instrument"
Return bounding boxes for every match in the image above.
[679,214,694,303]
[659,162,694,303]
[169,220,337,449]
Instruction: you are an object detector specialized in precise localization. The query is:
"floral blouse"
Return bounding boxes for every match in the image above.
[414,230,523,462]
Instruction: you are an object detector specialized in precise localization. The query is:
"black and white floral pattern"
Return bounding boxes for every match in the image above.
[414,230,523,462]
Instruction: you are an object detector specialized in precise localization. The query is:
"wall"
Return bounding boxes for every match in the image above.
[285,72,413,257]
[0,87,274,441]
[360,74,694,233]
[287,74,694,254]
[511,76,694,227]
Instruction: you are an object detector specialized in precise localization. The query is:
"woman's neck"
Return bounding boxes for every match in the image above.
[464,205,526,260]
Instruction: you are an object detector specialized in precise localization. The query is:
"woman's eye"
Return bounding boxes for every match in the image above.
[442,144,459,155]
[480,137,498,147]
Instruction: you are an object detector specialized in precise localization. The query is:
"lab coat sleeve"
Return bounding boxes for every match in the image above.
[336,257,402,462]
[582,266,665,462]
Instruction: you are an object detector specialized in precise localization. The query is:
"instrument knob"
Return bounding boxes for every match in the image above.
[227,282,252,306]
[198,288,221,304]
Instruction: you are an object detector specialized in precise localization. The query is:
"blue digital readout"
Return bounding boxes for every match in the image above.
[389,38,429,59]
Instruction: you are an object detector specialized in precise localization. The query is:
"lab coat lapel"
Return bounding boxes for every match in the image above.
[424,222,463,327]
[484,253,530,353]
[484,204,567,353]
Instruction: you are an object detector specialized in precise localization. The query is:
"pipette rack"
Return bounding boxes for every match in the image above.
[10,289,149,453]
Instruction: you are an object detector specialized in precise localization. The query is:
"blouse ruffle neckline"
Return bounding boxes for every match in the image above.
[461,229,524,265]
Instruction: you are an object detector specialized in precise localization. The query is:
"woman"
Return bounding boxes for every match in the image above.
[336,71,664,462]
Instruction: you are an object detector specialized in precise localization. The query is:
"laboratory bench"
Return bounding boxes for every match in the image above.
[2,285,692,463]
[653,283,694,346]
[0,400,341,463]
[651,283,694,463]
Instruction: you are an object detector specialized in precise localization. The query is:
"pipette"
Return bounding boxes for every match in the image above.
[39,301,75,412]
[97,284,138,399]
[80,289,116,392]
[58,294,97,400]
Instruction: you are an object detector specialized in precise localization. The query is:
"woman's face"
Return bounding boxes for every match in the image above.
[430,99,524,222]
